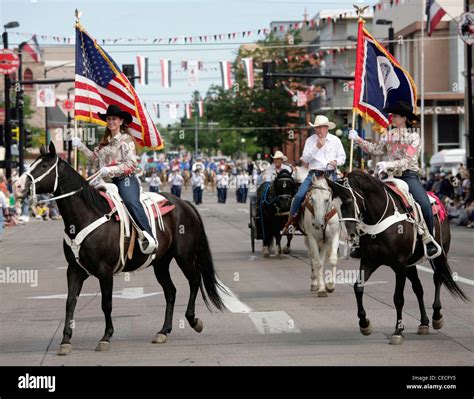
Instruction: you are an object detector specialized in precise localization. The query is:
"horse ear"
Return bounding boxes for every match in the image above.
[49,141,56,156]
[40,145,47,155]
[326,177,338,197]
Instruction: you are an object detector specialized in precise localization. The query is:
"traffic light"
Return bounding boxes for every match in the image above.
[11,126,19,145]
[262,61,276,90]
[25,129,33,148]
[122,64,135,88]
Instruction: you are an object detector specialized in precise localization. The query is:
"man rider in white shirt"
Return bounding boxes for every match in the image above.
[282,115,346,234]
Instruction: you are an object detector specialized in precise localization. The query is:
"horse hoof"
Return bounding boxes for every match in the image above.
[389,335,403,345]
[360,323,373,336]
[282,246,291,254]
[433,317,444,330]
[95,341,110,352]
[152,333,167,344]
[417,325,430,335]
[57,343,72,356]
[193,319,203,333]
[317,290,328,298]
[262,247,270,258]
[326,284,335,293]
[310,285,318,292]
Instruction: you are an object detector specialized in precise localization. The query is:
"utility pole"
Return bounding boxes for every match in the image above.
[17,42,26,175]
[3,29,12,179]
[194,103,198,157]
[465,0,474,183]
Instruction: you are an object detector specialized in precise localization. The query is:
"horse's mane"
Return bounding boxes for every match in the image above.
[348,170,385,193]
[276,169,292,179]
[60,160,110,214]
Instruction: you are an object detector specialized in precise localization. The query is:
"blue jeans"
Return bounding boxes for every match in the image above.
[0,208,4,239]
[193,187,203,204]
[171,185,182,198]
[290,170,336,216]
[398,170,434,234]
[21,197,30,217]
[113,175,153,236]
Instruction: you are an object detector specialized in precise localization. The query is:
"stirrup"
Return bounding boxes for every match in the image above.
[424,239,442,260]
[139,231,158,255]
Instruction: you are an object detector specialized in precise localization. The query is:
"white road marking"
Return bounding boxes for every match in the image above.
[55,266,67,270]
[29,287,162,299]
[198,208,210,211]
[339,278,388,286]
[416,265,474,286]
[237,208,249,214]
[217,281,300,334]
[248,311,301,334]
[217,280,252,313]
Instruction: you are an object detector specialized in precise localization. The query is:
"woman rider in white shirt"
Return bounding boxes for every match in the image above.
[72,104,157,255]
[349,101,439,258]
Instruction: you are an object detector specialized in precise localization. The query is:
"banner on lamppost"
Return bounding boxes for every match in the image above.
[36,85,56,107]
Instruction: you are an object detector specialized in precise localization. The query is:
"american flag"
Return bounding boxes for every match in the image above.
[74,24,164,149]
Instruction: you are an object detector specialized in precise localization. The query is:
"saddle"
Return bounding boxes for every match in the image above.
[384,178,446,223]
[63,180,176,277]
[96,182,175,272]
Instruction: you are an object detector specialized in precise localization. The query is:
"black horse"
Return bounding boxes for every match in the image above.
[256,169,297,257]
[16,142,226,355]
[328,171,468,345]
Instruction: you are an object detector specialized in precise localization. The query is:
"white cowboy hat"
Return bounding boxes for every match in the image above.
[271,150,288,162]
[308,115,336,129]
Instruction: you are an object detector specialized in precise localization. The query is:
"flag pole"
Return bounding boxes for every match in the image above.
[73,9,81,171]
[350,5,368,172]
[420,0,426,170]
[349,112,356,172]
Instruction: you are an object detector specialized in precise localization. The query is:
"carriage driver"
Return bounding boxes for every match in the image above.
[262,151,293,183]
[72,104,157,255]
[282,115,346,235]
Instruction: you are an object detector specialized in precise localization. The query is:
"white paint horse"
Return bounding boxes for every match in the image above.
[298,175,341,296]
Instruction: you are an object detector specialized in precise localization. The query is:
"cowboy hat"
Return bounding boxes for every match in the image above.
[271,150,288,162]
[308,115,336,129]
[98,104,133,125]
[383,101,419,122]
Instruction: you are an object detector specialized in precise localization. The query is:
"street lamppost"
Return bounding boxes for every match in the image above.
[2,21,19,180]
[376,19,394,55]
[44,61,75,145]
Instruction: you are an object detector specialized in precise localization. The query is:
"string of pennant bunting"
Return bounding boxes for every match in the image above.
[8,7,384,46]
[145,101,205,120]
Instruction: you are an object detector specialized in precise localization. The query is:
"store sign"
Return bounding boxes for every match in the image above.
[458,12,474,45]
[423,106,464,115]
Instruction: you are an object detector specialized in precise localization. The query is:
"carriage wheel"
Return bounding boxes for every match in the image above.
[249,200,256,253]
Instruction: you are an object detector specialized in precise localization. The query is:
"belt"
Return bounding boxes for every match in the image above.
[309,169,335,177]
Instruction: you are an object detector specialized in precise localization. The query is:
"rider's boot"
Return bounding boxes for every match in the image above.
[282,213,299,235]
[139,230,158,255]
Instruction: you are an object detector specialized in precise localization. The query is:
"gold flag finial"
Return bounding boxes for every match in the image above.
[353,4,369,19]
[75,9,82,23]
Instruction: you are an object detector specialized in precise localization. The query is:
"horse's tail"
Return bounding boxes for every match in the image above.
[188,201,228,311]
[429,257,469,302]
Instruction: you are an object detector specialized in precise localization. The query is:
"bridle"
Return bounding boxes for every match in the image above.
[333,178,364,224]
[24,156,83,204]
[273,176,294,216]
